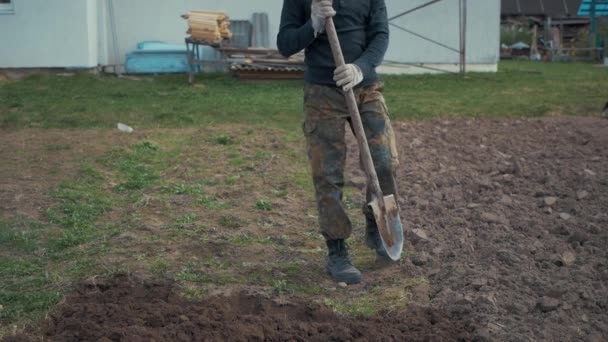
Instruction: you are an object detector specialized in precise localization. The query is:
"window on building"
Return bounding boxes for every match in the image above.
[0,0,14,14]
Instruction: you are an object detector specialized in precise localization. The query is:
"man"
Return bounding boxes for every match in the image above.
[277,0,399,285]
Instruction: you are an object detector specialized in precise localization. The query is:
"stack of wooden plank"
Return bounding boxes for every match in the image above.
[182,11,232,42]
[221,47,306,80]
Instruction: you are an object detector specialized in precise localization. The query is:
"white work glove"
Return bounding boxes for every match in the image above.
[334,64,364,91]
[311,0,336,35]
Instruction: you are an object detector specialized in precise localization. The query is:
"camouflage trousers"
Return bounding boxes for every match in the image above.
[303,82,399,240]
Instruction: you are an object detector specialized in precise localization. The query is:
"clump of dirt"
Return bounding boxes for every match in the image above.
[13,274,471,342]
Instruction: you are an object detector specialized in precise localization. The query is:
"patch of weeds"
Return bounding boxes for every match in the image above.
[0,164,115,327]
[277,262,301,277]
[225,174,241,185]
[293,285,323,295]
[175,214,198,225]
[344,196,357,210]
[303,231,322,240]
[272,279,289,295]
[176,263,237,285]
[323,298,347,315]
[201,257,227,270]
[0,290,62,321]
[197,195,229,210]
[176,266,212,283]
[379,290,411,314]
[47,183,109,229]
[0,258,56,325]
[255,200,273,211]
[271,188,289,198]
[0,219,44,253]
[133,141,159,152]
[196,178,219,186]
[106,141,162,192]
[253,151,272,159]
[149,258,169,275]
[348,298,377,318]
[270,235,289,246]
[404,276,429,288]
[218,215,242,229]
[66,257,97,277]
[161,182,203,195]
[229,156,246,168]
[227,234,272,245]
[323,297,376,318]
[291,169,313,189]
[214,134,234,145]
[179,284,207,301]
[45,165,112,251]
[0,258,46,289]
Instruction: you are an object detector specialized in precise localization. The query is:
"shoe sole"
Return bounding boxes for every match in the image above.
[325,266,362,285]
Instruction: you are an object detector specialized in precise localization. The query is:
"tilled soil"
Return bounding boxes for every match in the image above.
[22,274,470,342]
[5,117,608,341]
[387,117,608,341]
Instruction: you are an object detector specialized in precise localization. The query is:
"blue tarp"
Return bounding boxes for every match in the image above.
[125,41,191,74]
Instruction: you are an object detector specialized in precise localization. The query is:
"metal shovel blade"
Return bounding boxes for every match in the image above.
[369,195,404,261]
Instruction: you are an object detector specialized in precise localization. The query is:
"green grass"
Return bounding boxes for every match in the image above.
[1,62,606,130]
[0,136,189,334]
[254,200,273,211]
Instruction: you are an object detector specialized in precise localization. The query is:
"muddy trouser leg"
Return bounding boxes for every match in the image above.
[304,86,352,240]
[356,84,400,234]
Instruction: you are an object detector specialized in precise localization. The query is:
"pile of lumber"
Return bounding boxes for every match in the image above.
[220,47,304,64]
[221,47,306,80]
[182,11,232,42]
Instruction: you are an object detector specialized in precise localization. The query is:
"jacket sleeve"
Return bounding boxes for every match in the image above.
[353,0,389,79]
[277,0,316,57]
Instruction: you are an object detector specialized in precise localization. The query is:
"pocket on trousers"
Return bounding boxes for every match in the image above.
[303,119,317,135]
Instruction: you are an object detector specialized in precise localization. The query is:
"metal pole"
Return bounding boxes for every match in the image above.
[108,0,121,75]
[591,0,597,49]
[390,22,460,53]
[388,0,443,21]
[459,0,463,74]
[463,0,467,74]
[459,0,467,75]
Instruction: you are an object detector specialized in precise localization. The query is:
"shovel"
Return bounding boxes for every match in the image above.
[325,18,404,261]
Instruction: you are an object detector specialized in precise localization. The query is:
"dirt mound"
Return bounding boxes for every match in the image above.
[14,274,469,342]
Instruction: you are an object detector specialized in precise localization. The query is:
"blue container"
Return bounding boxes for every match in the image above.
[125,41,192,74]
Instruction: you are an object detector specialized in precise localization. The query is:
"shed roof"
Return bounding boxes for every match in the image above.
[501,0,584,18]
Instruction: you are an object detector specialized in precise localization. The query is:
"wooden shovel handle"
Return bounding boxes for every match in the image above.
[325,18,384,202]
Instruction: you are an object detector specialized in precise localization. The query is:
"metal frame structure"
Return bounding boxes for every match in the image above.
[384,0,468,75]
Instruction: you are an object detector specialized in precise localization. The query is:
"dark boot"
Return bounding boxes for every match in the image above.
[365,215,393,262]
[326,239,362,284]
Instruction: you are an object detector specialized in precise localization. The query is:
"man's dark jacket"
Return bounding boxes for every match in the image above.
[277,0,389,86]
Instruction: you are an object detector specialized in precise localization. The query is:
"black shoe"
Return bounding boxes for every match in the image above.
[325,239,362,284]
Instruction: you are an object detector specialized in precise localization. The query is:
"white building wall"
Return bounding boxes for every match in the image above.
[384,0,500,65]
[0,0,98,68]
[0,0,500,72]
